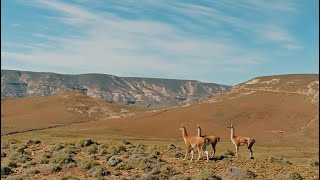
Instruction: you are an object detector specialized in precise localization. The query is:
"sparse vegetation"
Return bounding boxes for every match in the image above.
[0,140,318,179]
[78,139,96,147]
[287,171,303,180]
[26,139,41,145]
[195,170,222,180]
[48,163,62,172]
[50,151,75,166]
[115,162,132,170]
[226,167,256,179]
[79,158,99,170]
[88,166,110,177]
[1,166,12,176]
[307,159,319,167]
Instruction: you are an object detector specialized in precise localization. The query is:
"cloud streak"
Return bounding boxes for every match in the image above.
[1,0,310,85]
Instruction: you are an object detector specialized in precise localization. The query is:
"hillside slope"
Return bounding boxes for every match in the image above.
[1,93,141,136]
[69,74,318,146]
[1,70,230,108]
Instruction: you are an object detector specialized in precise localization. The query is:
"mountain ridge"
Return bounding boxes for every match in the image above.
[1,69,231,108]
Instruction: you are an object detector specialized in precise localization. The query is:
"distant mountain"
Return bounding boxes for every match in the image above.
[1,70,231,108]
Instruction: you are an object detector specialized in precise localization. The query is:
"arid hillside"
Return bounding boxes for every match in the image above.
[1,93,142,136]
[64,74,318,146]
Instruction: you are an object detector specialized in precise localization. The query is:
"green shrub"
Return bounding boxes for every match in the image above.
[10,144,27,153]
[26,140,41,145]
[1,166,12,175]
[222,150,234,157]
[160,165,175,176]
[50,152,74,166]
[23,169,40,176]
[64,145,78,155]
[195,170,221,180]
[52,143,64,151]
[88,166,110,177]
[287,172,303,180]
[226,167,256,179]
[49,163,62,172]
[22,160,37,168]
[9,152,29,163]
[115,162,132,170]
[1,150,7,158]
[7,161,18,168]
[79,158,99,170]
[307,159,319,167]
[85,145,97,155]
[108,156,122,166]
[78,139,95,147]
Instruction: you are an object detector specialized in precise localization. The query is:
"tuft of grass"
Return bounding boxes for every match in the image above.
[1,166,12,176]
[195,170,222,180]
[50,152,75,166]
[85,145,97,155]
[49,163,62,173]
[22,160,37,168]
[10,144,27,154]
[7,161,18,168]
[79,158,99,170]
[115,162,132,170]
[222,150,234,157]
[51,143,64,151]
[63,144,78,155]
[9,152,29,163]
[160,165,175,176]
[78,139,96,147]
[23,169,40,176]
[267,156,292,165]
[287,172,303,180]
[1,150,7,158]
[26,139,41,145]
[108,156,122,166]
[307,159,319,167]
[66,162,77,168]
[226,167,256,179]
[88,166,110,178]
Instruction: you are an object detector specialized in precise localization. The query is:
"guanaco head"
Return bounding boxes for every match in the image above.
[227,123,234,129]
[178,124,185,131]
[196,124,200,130]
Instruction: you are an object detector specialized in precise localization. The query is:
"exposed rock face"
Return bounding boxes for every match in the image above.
[1,70,230,108]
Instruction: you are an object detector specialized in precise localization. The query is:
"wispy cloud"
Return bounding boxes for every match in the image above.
[2,0,312,84]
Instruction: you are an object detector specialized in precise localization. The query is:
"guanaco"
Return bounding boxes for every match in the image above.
[227,123,255,159]
[196,124,220,158]
[178,124,209,162]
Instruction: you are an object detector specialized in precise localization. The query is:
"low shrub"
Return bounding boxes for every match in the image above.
[286,172,303,180]
[195,170,221,180]
[1,166,12,175]
[226,167,256,179]
[115,162,132,170]
[79,158,99,170]
[88,166,110,177]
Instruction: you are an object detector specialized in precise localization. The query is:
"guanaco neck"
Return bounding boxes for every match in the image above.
[182,127,188,139]
[230,127,235,139]
[197,127,202,137]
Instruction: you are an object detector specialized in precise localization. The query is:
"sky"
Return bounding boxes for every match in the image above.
[1,0,319,85]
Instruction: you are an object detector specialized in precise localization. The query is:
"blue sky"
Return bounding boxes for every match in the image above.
[1,0,319,85]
